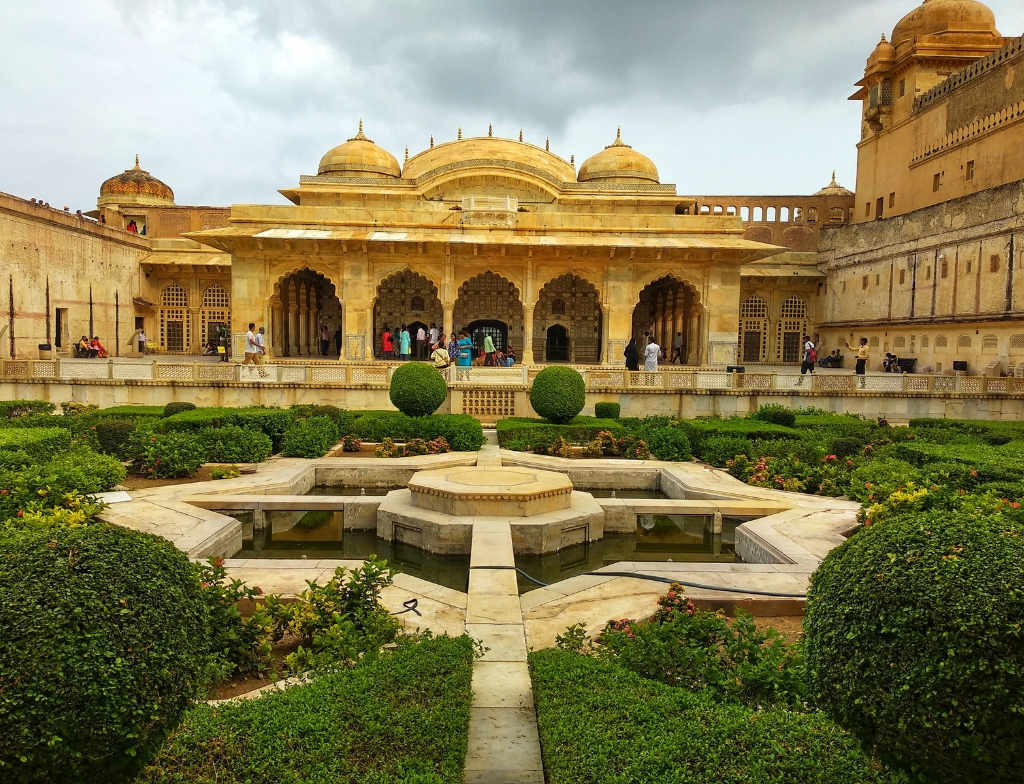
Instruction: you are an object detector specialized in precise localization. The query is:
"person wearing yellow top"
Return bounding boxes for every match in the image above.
[844,337,870,376]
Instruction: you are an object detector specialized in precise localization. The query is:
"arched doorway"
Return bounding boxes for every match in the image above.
[201,284,230,353]
[534,274,602,364]
[545,324,569,361]
[454,272,524,356]
[632,276,702,365]
[272,269,342,357]
[373,271,442,359]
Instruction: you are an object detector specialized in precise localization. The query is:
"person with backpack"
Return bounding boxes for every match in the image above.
[801,336,817,375]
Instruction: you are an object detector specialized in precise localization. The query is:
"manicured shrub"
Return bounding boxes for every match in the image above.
[198,425,273,464]
[0,427,71,462]
[751,404,796,427]
[495,417,622,451]
[160,407,295,452]
[641,426,692,462]
[133,431,204,478]
[529,648,903,784]
[530,366,586,424]
[389,362,448,417]
[94,405,165,421]
[94,419,138,460]
[0,400,55,419]
[594,401,620,420]
[138,635,475,784]
[281,416,339,458]
[163,401,196,418]
[0,523,210,783]
[353,411,416,443]
[830,435,865,459]
[697,436,753,466]
[805,504,1024,784]
[0,447,127,520]
[417,414,485,451]
[688,418,800,448]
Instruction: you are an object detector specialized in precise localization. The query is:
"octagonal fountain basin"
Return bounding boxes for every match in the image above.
[408,467,573,517]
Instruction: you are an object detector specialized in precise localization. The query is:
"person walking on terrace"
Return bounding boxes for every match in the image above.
[242,322,268,377]
[670,332,683,364]
[624,337,639,371]
[399,325,411,361]
[320,325,330,357]
[644,335,660,371]
[800,335,817,375]
[457,330,474,367]
[483,332,496,366]
[416,325,427,360]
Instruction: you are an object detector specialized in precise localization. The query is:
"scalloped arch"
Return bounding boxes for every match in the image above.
[271,264,341,299]
[633,273,704,307]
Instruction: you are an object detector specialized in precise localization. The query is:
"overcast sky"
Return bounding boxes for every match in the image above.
[1,0,1021,211]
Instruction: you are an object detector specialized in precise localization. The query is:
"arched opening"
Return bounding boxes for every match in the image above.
[159,282,190,353]
[200,284,230,353]
[373,270,442,359]
[535,273,603,364]
[273,268,342,358]
[738,294,768,362]
[632,276,702,365]
[546,324,569,361]
[454,272,524,357]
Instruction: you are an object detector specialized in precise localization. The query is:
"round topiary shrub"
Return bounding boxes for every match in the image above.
[95,419,138,460]
[751,405,796,427]
[389,363,448,418]
[163,401,197,418]
[594,401,621,420]
[0,523,210,783]
[804,507,1024,784]
[530,367,585,425]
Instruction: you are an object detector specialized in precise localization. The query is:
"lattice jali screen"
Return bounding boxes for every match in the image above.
[738,373,771,390]
[932,376,956,392]
[628,372,662,388]
[906,376,930,392]
[31,361,56,378]
[461,389,514,419]
[2,361,29,378]
[198,364,237,381]
[696,373,732,390]
[587,371,626,388]
[815,375,851,392]
[311,366,349,383]
[156,363,194,381]
[959,376,984,393]
[665,372,694,389]
[113,363,153,380]
[351,366,388,385]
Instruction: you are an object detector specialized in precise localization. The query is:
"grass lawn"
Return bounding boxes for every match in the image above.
[529,648,906,784]
[140,635,475,784]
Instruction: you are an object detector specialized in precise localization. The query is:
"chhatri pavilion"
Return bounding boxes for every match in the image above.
[181,124,816,367]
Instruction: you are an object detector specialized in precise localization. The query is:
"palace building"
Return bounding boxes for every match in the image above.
[2,0,1022,376]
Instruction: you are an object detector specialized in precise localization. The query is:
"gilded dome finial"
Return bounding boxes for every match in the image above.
[488,123,493,137]
[605,127,632,149]
[458,126,462,140]
[134,154,140,170]
[570,154,574,166]
[348,119,372,143]
[430,135,434,148]
[404,145,409,163]
[545,137,550,151]
[519,129,523,142]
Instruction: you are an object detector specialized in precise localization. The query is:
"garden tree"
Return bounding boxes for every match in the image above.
[389,363,449,417]
[805,497,1024,784]
[529,366,586,424]
[0,523,210,783]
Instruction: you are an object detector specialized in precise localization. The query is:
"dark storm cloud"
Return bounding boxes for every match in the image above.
[1,0,1022,209]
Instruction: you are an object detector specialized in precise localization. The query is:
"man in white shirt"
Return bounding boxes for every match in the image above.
[644,336,660,371]
[429,322,440,346]
[416,326,427,360]
[801,336,816,376]
[243,322,269,377]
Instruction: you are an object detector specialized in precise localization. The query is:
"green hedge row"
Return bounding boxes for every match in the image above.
[495,417,623,450]
[139,635,475,784]
[158,407,295,451]
[0,446,127,518]
[353,412,484,451]
[530,648,902,784]
[0,427,72,462]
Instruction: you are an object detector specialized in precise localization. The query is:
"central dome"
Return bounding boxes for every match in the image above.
[98,156,174,206]
[891,0,1000,46]
[401,135,576,184]
[577,129,659,184]
[318,121,401,178]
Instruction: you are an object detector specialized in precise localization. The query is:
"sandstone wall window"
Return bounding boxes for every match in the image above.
[776,296,807,363]
[894,337,906,349]
[982,335,999,354]
[1010,334,1024,355]
[921,336,930,350]
[935,335,948,352]
[739,295,768,363]
[958,336,972,352]
[870,337,880,348]
[200,284,230,348]
[990,255,1000,272]
[159,283,190,353]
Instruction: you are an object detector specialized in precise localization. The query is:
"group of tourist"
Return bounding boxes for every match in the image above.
[75,335,108,358]
[242,322,269,377]
[380,324,517,369]
[318,325,342,357]
[623,335,664,371]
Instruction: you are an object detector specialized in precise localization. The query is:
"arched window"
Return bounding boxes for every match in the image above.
[739,295,768,362]
[161,283,188,307]
[740,295,768,318]
[958,336,972,350]
[776,296,808,362]
[410,295,425,312]
[780,296,807,319]
[200,284,230,348]
[551,298,566,315]
[982,335,999,354]
[202,284,229,308]
[870,337,880,348]
[935,335,949,351]
[921,336,930,349]
[1010,334,1024,353]
[894,337,906,348]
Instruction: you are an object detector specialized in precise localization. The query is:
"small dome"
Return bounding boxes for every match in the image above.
[891,0,999,47]
[99,156,174,204]
[814,171,854,197]
[318,121,401,178]
[577,129,659,184]
[867,34,897,68]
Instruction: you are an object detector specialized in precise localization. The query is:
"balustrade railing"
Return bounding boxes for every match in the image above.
[1,358,1023,395]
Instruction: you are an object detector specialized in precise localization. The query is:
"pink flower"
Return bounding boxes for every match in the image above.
[824,455,837,462]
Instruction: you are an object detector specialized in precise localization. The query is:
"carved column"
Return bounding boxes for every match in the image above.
[189,308,201,354]
[270,296,283,358]
[308,289,319,356]
[443,304,454,346]
[297,283,309,357]
[523,305,535,365]
[687,309,702,365]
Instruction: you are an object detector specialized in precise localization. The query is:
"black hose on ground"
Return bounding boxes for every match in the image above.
[469,564,806,599]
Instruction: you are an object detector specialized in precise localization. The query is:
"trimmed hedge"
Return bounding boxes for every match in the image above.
[0,400,55,420]
[530,648,903,784]
[0,427,72,462]
[389,362,449,417]
[751,404,796,427]
[805,506,1024,783]
[95,419,138,460]
[93,406,165,421]
[530,366,586,424]
[197,425,273,464]
[594,402,621,420]
[139,635,475,784]
[0,523,210,783]
[163,401,196,417]
[687,418,801,449]
[496,417,624,451]
[353,411,484,451]
[133,432,204,479]
[159,407,295,452]
[644,426,693,462]
[0,447,126,519]
[281,416,339,458]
